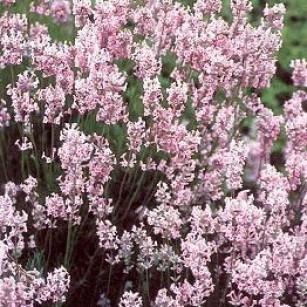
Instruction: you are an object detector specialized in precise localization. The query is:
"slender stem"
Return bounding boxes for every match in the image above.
[10,65,15,87]
[46,230,53,270]
[106,264,113,296]
[0,132,8,181]
[29,131,40,178]
[64,218,73,269]
[146,269,150,303]
[113,151,133,214]
[113,168,129,211]
[120,171,146,221]
[70,248,101,295]
[141,171,159,208]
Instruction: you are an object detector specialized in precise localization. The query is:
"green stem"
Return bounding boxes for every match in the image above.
[10,65,15,87]
[64,219,73,269]
[0,132,8,181]
[46,230,53,270]
[29,131,40,178]
[120,171,146,221]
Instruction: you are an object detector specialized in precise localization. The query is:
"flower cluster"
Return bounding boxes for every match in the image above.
[0,0,307,306]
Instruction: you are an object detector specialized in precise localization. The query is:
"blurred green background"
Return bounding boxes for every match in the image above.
[253,0,307,115]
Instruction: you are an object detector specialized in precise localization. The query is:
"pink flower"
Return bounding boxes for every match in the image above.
[50,0,71,23]
[119,291,142,307]
[291,59,307,88]
[263,4,286,30]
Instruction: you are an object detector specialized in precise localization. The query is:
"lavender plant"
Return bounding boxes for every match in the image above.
[0,0,307,306]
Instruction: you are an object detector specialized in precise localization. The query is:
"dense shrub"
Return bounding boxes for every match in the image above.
[0,0,307,306]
